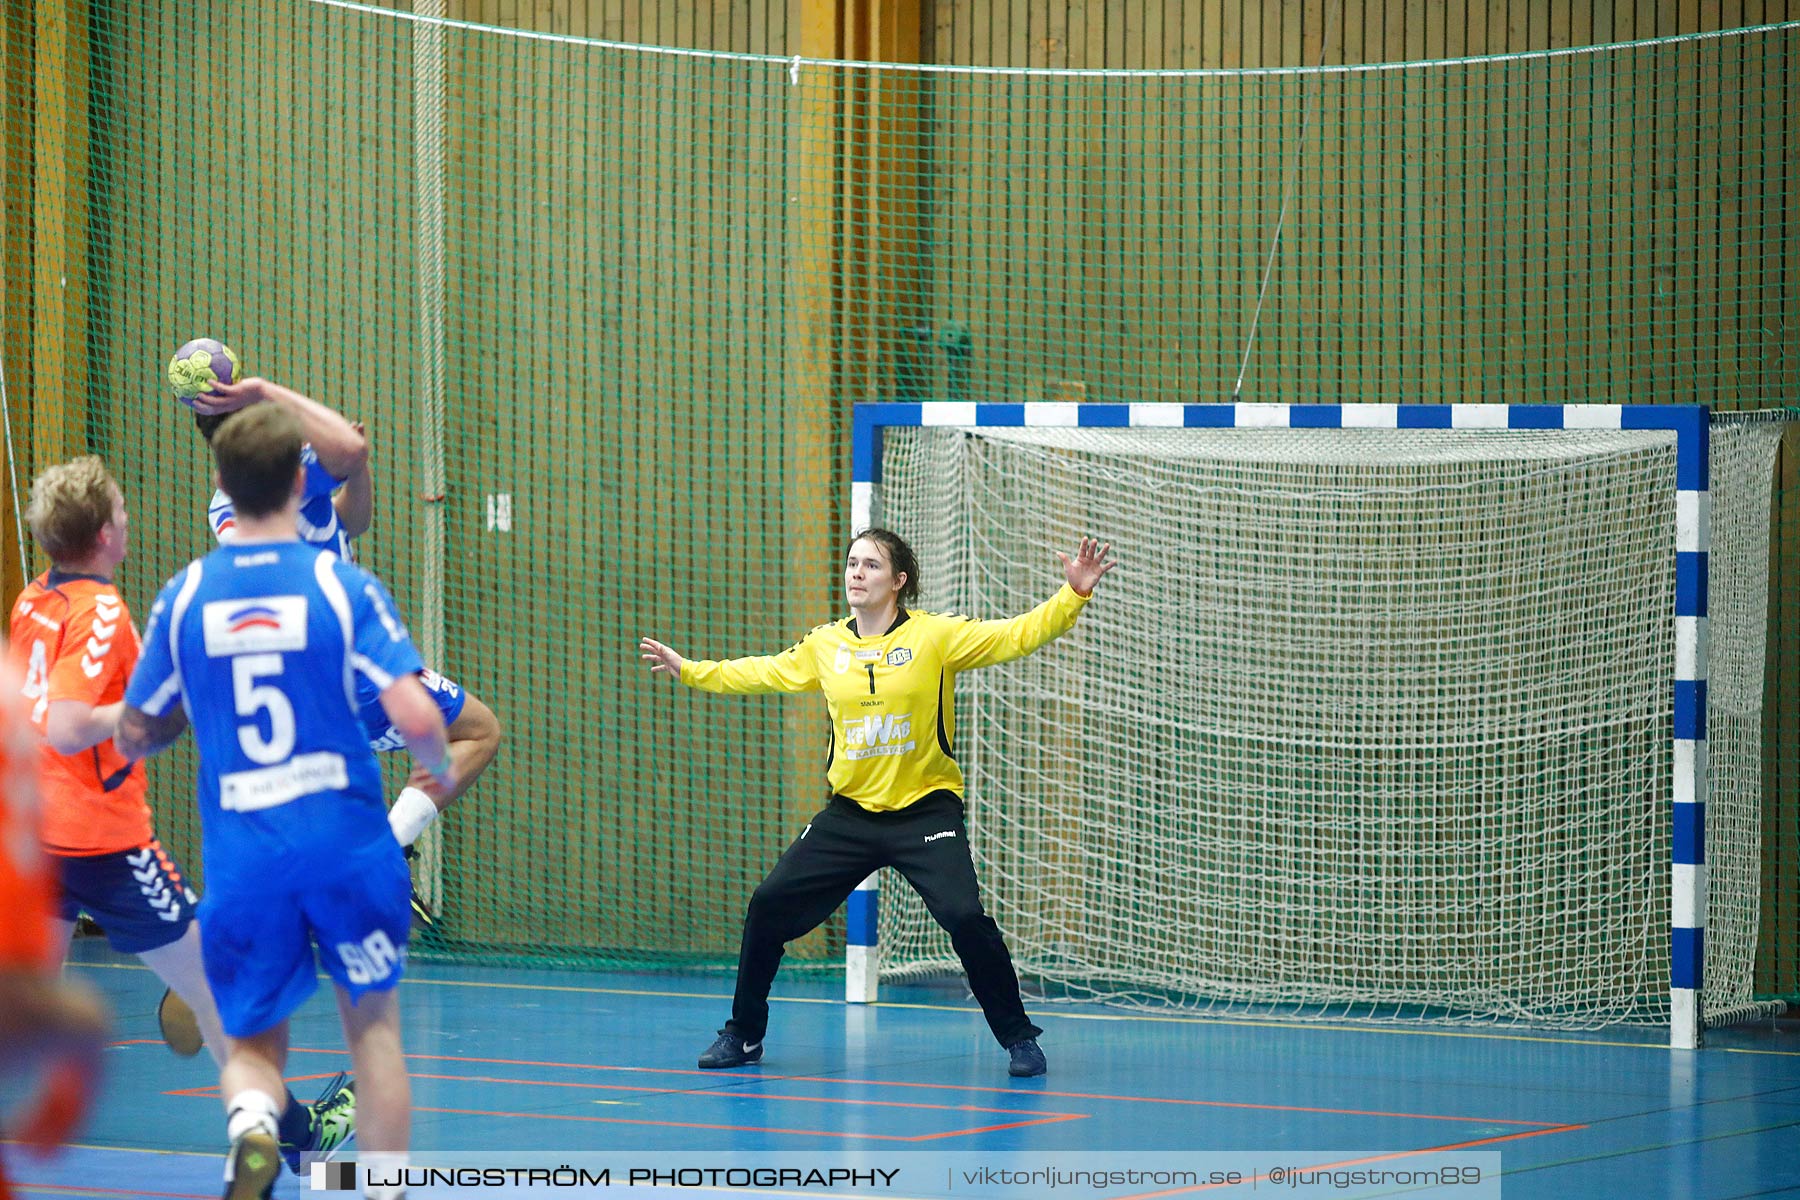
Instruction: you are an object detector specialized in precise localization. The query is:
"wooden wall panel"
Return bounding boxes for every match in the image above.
[913,1,1794,411]
[31,0,85,473]
[426,0,816,957]
[461,0,788,51]
[21,0,1794,978]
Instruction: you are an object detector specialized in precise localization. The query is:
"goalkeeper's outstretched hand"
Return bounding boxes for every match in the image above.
[640,637,686,682]
[1057,537,1115,597]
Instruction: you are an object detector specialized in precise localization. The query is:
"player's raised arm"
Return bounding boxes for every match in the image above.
[643,634,821,694]
[639,637,686,682]
[195,377,370,490]
[333,420,374,539]
[1055,536,1116,597]
[939,538,1115,671]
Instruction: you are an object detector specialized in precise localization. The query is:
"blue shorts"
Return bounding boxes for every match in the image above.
[361,667,469,753]
[56,840,198,954]
[197,839,412,1038]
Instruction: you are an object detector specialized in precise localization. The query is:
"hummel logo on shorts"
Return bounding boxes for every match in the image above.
[924,830,957,843]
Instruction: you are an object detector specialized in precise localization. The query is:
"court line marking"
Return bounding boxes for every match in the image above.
[141,1044,1582,1131]
[161,1067,1093,1139]
[330,1047,1585,1127]
[68,957,1800,1056]
[13,1184,212,1200]
[3,1140,215,1160]
[403,1103,1086,1140]
[406,1071,1091,1119]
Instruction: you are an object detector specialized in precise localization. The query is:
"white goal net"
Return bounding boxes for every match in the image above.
[873,417,1783,1029]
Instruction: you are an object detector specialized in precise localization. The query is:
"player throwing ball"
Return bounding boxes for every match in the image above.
[188,373,501,917]
[119,404,454,1200]
[641,530,1113,1079]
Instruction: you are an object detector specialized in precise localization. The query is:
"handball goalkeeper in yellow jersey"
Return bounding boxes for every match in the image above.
[640,530,1114,1079]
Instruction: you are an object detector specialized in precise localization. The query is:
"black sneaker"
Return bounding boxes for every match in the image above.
[697,1032,763,1069]
[1006,1038,1047,1077]
[222,1129,280,1199]
[409,884,437,929]
[403,845,437,929]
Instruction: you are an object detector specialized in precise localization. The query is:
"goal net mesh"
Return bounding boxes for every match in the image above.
[875,418,1782,1028]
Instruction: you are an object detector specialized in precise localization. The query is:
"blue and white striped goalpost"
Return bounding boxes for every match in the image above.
[844,400,1710,1051]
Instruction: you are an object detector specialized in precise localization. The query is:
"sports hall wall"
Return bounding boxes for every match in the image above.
[3,0,1797,995]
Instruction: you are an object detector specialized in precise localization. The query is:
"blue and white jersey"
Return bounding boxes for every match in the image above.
[208,444,353,561]
[124,541,423,891]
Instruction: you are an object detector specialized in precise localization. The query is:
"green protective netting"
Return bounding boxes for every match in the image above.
[3,4,1796,988]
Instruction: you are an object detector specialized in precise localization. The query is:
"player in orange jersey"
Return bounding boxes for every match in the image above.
[0,660,109,1199]
[10,457,223,1050]
[7,457,356,1173]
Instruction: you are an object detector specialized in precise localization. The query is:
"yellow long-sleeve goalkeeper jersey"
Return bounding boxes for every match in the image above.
[680,583,1091,812]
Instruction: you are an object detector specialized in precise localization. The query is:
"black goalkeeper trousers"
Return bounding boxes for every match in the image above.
[723,790,1041,1048]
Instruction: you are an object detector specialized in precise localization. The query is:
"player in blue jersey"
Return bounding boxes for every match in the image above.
[121,403,454,1200]
[194,378,370,559]
[189,377,502,923]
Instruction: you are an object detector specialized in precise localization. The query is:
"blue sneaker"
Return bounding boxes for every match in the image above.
[279,1073,356,1174]
[698,1032,763,1069]
[1007,1038,1047,1077]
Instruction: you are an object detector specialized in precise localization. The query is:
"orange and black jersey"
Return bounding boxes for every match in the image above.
[8,571,151,856]
[680,584,1090,812]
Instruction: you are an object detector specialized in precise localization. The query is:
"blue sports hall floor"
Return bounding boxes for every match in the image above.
[7,937,1800,1198]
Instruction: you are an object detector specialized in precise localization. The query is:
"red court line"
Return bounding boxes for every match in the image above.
[164,1071,1089,1140]
[415,1103,1086,1140]
[766,1076,1573,1127]
[404,1070,1085,1117]
[270,1045,1569,1129]
[162,1070,344,1099]
[17,1185,212,1200]
[153,1042,1582,1142]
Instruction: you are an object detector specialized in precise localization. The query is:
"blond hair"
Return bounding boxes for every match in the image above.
[26,456,119,564]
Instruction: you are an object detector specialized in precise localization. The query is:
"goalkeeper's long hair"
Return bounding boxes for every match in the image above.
[847,528,919,605]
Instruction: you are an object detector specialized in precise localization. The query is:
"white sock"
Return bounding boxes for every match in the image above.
[388,787,440,848]
[224,1088,280,1143]
[361,1150,410,1199]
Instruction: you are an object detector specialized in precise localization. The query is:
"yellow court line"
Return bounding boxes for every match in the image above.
[64,958,1800,1057]
[3,1138,216,1159]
